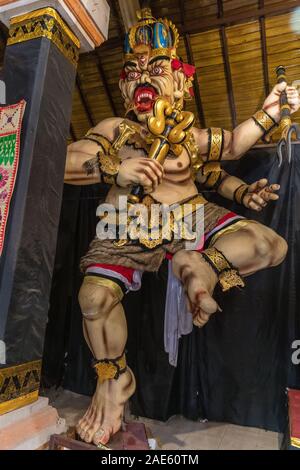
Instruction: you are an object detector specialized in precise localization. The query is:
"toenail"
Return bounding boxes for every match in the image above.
[94,429,104,440]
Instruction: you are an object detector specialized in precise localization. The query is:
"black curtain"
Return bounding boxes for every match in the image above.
[42,145,300,432]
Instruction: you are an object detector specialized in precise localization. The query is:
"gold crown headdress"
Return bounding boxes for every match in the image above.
[123,8,179,60]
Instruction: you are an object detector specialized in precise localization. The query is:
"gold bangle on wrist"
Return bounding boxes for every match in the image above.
[252,109,278,141]
[98,149,121,185]
[233,183,249,205]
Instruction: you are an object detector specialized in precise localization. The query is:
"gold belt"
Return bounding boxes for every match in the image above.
[109,193,207,249]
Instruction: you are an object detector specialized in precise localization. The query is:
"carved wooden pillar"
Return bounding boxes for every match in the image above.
[0,1,109,372]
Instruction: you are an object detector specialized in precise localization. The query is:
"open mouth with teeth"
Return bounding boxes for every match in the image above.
[134,85,158,113]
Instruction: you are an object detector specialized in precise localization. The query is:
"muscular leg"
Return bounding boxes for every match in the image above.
[76,278,136,446]
[172,222,288,327]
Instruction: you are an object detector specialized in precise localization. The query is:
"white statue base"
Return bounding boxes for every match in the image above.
[0,396,67,450]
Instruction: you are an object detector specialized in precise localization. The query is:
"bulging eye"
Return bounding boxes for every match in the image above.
[127,71,141,81]
[150,66,163,76]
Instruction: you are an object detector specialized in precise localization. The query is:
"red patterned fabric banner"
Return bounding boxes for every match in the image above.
[0,100,26,256]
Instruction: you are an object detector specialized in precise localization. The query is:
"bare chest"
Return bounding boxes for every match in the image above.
[118,143,191,176]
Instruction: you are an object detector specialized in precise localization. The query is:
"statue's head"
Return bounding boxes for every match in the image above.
[119,8,196,123]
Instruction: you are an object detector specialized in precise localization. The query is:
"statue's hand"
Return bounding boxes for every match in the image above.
[243,179,280,212]
[262,82,300,122]
[116,157,164,191]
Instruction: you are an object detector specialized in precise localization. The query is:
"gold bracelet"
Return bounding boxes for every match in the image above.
[234,183,249,205]
[98,149,121,185]
[252,109,278,141]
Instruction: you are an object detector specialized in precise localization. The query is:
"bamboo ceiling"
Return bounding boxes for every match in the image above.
[2,0,300,143]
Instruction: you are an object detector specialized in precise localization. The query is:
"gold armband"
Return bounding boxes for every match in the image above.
[93,352,127,384]
[83,131,121,184]
[201,164,223,189]
[201,247,245,292]
[208,128,224,162]
[183,130,203,179]
[233,183,249,205]
[252,109,278,143]
[199,128,224,189]
[84,131,111,148]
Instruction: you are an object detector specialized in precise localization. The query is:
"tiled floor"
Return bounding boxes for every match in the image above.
[47,388,280,450]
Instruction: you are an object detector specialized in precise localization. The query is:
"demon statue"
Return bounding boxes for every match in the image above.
[64,9,300,447]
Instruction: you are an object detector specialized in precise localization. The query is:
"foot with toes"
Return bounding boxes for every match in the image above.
[76,368,136,446]
[172,250,219,327]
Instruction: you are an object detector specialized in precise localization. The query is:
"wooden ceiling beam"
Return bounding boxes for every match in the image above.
[99,36,123,51]
[259,15,270,96]
[181,4,298,35]
[86,3,298,56]
[184,33,206,129]
[178,0,205,128]
[220,26,237,129]
[108,0,125,37]
[217,0,224,19]
[95,51,118,116]
[76,74,95,128]
[178,0,185,26]
[258,0,264,9]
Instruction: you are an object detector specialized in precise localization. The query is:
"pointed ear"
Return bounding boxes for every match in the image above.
[173,69,185,99]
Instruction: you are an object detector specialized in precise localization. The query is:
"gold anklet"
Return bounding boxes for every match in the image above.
[93,352,127,383]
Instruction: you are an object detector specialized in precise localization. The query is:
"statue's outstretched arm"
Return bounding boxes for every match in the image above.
[64,117,123,186]
[193,82,299,162]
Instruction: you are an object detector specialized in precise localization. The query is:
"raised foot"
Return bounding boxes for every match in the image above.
[172,250,219,327]
[76,367,136,446]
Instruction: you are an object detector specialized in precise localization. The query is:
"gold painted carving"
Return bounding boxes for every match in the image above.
[0,390,39,415]
[202,161,222,175]
[208,128,223,161]
[204,169,222,189]
[7,7,80,67]
[114,193,207,249]
[96,121,142,184]
[252,109,276,133]
[94,354,127,384]
[234,183,249,205]
[148,100,173,136]
[128,10,179,59]
[202,247,245,292]
[168,112,195,144]
[219,269,245,292]
[185,131,203,179]
[112,120,140,153]
[0,360,41,415]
